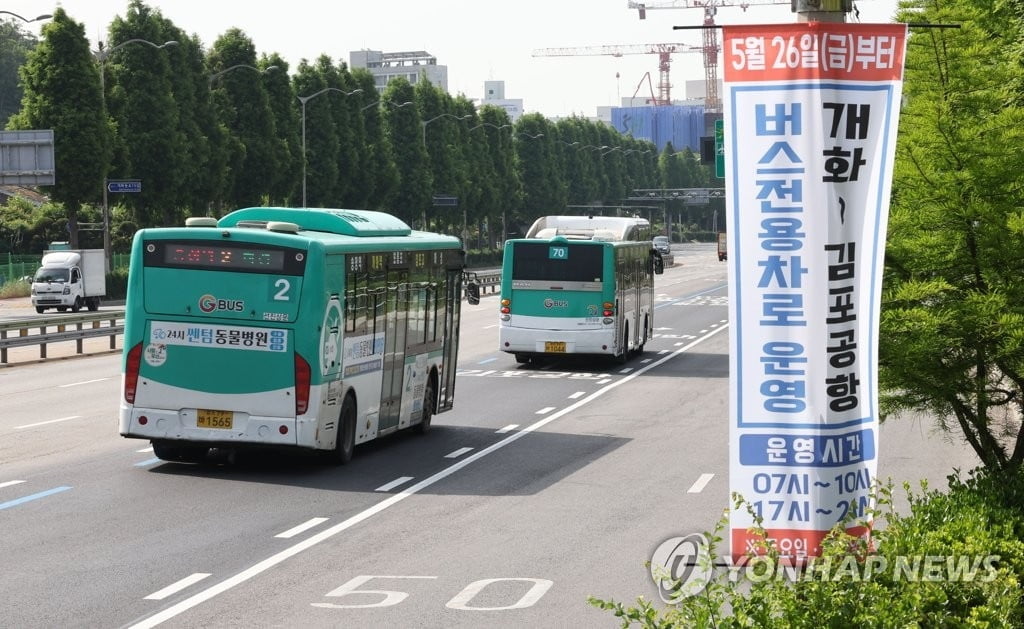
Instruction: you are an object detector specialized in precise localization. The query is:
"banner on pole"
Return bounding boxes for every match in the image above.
[724,22,908,561]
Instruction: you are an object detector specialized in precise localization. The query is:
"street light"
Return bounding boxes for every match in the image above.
[208,64,277,85]
[95,38,178,273]
[0,11,51,23]
[360,99,413,112]
[297,87,364,208]
[469,122,511,132]
[421,113,472,147]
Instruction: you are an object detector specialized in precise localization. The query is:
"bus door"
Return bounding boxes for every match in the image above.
[438,266,463,412]
[379,269,408,433]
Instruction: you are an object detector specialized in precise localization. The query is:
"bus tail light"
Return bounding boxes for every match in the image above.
[294,353,311,415]
[124,342,143,404]
[500,298,511,321]
[602,302,615,317]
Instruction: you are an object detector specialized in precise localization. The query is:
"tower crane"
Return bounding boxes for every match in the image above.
[532,43,703,107]
[627,0,793,111]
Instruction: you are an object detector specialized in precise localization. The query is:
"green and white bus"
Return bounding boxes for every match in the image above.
[498,215,664,364]
[119,207,479,464]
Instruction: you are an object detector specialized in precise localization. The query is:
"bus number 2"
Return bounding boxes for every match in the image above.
[311,575,553,611]
[273,279,291,301]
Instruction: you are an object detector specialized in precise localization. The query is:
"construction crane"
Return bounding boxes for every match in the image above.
[627,1,792,111]
[532,43,703,107]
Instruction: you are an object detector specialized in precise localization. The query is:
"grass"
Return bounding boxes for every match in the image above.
[0,280,31,299]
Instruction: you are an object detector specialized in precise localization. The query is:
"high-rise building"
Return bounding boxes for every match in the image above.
[481,81,523,122]
[349,49,448,94]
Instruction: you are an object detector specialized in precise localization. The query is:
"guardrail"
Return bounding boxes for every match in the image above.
[467,272,500,298]
[0,311,124,364]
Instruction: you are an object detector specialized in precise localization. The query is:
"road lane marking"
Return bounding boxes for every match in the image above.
[568,391,585,400]
[0,486,71,510]
[687,473,715,494]
[375,476,414,492]
[144,574,212,600]
[0,480,27,489]
[444,447,474,459]
[535,407,555,415]
[59,378,110,388]
[137,447,154,453]
[275,518,329,539]
[477,357,498,364]
[134,457,161,467]
[496,424,518,434]
[125,323,729,629]
[14,416,81,430]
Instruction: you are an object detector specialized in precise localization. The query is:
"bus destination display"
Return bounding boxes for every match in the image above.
[144,241,306,274]
[165,244,284,270]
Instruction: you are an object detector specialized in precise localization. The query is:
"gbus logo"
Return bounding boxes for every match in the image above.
[199,294,245,313]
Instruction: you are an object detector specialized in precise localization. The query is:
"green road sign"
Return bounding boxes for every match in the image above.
[715,119,724,179]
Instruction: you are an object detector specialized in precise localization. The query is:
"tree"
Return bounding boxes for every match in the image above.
[385,78,430,227]
[0,19,40,128]
[880,0,1024,471]
[7,8,107,248]
[106,1,182,228]
[260,53,299,207]
[208,28,279,209]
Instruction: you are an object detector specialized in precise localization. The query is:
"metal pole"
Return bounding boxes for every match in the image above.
[301,97,307,208]
[100,61,111,273]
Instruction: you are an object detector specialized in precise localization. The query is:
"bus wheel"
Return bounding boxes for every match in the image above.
[514,353,531,364]
[415,376,436,435]
[152,440,207,463]
[329,397,356,465]
[617,324,630,364]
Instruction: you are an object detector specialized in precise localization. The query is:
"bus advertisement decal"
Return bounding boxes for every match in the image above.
[149,321,288,352]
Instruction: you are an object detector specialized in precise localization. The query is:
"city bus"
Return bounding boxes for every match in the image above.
[497,215,664,364]
[118,207,479,464]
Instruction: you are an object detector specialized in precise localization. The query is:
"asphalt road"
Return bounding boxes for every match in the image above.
[0,244,981,628]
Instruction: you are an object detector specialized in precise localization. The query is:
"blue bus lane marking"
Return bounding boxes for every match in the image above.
[0,485,72,511]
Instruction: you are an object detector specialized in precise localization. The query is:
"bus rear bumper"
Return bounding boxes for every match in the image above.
[498,326,616,356]
[119,405,301,446]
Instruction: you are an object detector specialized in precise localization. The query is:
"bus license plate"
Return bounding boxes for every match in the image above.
[545,341,566,353]
[197,409,233,429]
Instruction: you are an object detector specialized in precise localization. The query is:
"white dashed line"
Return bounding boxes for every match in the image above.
[496,424,518,434]
[144,574,212,600]
[275,517,329,539]
[687,473,715,494]
[59,378,109,388]
[375,476,414,492]
[535,407,556,415]
[15,416,81,430]
[568,391,585,400]
[0,480,26,489]
[444,447,474,459]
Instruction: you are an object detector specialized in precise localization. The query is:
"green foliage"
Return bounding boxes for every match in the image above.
[105,267,129,300]
[591,470,1024,628]
[881,0,1024,470]
[0,19,40,127]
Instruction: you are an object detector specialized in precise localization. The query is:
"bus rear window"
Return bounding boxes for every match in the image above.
[143,240,307,275]
[511,242,604,282]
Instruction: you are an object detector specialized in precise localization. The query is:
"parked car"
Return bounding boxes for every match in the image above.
[652,236,671,255]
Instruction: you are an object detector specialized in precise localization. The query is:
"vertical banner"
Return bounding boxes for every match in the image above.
[725,23,907,561]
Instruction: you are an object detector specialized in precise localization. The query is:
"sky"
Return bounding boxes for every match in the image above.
[8,0,898,119]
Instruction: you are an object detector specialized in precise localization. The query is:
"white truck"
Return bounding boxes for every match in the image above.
[31,249,107,314]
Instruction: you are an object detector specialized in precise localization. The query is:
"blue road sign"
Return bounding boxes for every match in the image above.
[107,180,142,193]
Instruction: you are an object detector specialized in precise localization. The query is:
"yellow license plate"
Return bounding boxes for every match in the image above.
[545,341,567,353]
[197,409,233,429]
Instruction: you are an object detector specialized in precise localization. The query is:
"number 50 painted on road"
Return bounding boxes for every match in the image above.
[311,575,553,611]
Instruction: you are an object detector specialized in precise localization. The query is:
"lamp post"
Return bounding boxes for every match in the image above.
[360,99,413,112]
[0,11,51,23]
[208,63,277,85]
[420,113,471,229]
[297,87,364,208]
[95,38,178,273]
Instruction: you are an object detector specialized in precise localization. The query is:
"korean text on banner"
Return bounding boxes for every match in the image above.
[723,22,908,562]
